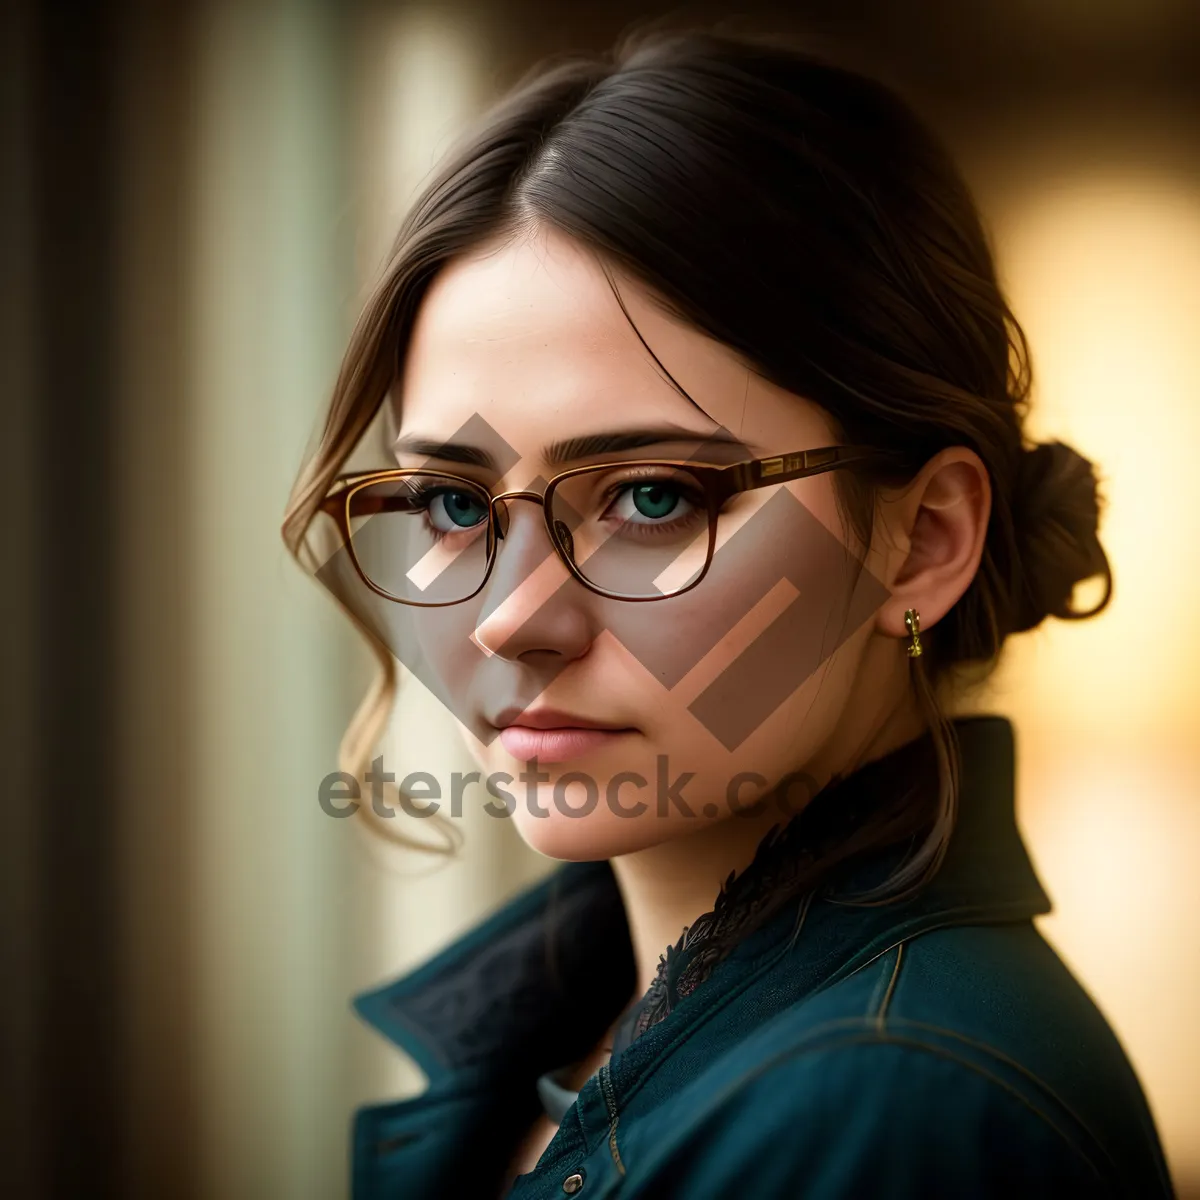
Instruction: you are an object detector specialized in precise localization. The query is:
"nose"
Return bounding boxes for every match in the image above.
[473,497,594,661]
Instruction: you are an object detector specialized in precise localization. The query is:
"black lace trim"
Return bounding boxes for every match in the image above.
[614,733,940,1051]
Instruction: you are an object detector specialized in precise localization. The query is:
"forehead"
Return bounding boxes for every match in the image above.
[392,226,830,460]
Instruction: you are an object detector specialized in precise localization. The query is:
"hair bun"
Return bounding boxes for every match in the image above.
[1009,439,1113,634]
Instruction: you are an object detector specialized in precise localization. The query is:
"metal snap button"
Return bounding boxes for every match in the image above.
[562,1171,585,1194]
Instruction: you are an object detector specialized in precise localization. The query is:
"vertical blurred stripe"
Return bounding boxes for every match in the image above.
[0,0,41,1194]
[1,1,123,1196]
[188,1,361,1197]
[352,5,487,278]
[114,2,202,1196]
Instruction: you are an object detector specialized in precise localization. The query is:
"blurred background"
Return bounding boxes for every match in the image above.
[2,1,1198,1197]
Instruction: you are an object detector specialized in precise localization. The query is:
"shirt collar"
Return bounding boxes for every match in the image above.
[353,715,1049,1087]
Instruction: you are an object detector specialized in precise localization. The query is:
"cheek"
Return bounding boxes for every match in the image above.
[399,605,500,742]
[602,492,875,743]
[410,605,479,676]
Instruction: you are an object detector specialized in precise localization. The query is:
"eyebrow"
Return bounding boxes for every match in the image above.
[392,425,750,469]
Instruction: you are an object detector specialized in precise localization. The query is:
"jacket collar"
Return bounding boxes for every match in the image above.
[353,715,1049,1089]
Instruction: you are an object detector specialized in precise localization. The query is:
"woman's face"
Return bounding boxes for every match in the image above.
[389,226,901,860]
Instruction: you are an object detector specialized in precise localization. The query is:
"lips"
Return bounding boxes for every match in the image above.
[489,706,637,763]
[490,706,627,731]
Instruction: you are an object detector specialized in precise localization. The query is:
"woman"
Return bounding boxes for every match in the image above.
[284,28,1173,1199]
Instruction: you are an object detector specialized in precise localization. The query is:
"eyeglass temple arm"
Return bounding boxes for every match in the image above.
[317,483,422,520]
[717,446,878,499]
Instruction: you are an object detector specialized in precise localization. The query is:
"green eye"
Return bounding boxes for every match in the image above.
[629,483,681,521]
[429,490,489,531]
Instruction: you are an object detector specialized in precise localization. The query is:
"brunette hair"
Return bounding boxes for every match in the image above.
[282,26,1112,897]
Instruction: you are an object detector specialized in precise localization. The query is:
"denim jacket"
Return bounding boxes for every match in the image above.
[350,716,1174,1198]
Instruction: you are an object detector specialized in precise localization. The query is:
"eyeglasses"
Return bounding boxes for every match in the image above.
[318,445,876,606]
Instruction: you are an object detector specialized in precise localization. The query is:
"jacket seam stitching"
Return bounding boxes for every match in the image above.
[641,1028,1110,1189]
[843,1034,1107,1184]
[874,942,905,1031]
[597,1063,626,1176]
[864,943,896,1020]
[814,905,1043,997]
[881,1016,1125,1181]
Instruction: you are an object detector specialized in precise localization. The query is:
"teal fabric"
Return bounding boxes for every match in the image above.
[349,717,1174,1199]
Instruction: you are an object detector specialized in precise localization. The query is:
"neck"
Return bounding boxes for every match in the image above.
[609,653,925,997]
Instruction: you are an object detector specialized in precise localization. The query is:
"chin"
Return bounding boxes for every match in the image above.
[511,803,674,862]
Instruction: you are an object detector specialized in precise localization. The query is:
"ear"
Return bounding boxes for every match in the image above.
[873,447,992,642]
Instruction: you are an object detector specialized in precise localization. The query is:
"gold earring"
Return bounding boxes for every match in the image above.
[904,608,923,658]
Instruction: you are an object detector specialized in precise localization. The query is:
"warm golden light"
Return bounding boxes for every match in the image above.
[986,165,1200,1184]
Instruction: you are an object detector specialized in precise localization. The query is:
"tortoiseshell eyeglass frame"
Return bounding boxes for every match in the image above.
[317,444,878,607]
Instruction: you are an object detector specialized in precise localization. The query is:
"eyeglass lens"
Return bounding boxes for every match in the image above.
[345,467,713,602]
